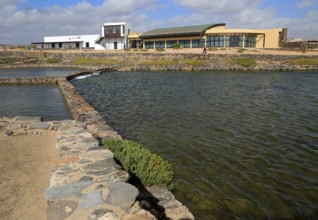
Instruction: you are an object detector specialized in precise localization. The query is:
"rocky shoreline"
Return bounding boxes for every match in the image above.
[0,71,194,219]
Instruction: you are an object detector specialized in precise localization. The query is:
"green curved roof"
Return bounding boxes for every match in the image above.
[140,23,226,39]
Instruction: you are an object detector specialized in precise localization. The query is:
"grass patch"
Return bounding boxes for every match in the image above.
[104,138,174,190]
[124,48,131,52]
[133,48,139,51]
[208,47,218,51]
[46,58,61,63]
[72,57,122,65]
[220,48,227,51]
[237,48,247,53]
[139,49,148,52]
[235,58,256,67]
[139,60,178,66]
[286,57,318,65]
[180,59,205,66]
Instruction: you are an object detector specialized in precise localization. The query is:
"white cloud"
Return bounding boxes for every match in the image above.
[173,0,262,14]
[0,0,155,44]
[0,0,317,45]
[296,0,316,8]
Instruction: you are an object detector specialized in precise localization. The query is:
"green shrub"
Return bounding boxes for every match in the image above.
[104,138,174,190]
[156,48,165,52]
[172,42,182,49]
[133,48,139,51]
[139,49,148,52]
[124,48,131,52]
[220,48,226,50]
[235,58,256,67]
[46,58,61,63]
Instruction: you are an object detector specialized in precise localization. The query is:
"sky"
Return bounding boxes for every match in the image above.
[0,0,317,45]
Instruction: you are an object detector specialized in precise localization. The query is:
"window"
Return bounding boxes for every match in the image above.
[225,35,243,47]
[179,40,190,48]
[145,41,154,49]
[155,41,165,48]
[59,43,62,48]
[206,36,224,47]
[166,40,177,48]
[192,39,201,48]
[244,35,256,47]
[76,42,80,48]
[122,25,125,35]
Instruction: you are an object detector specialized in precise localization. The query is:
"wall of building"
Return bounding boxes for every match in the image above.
[101,37,126,50]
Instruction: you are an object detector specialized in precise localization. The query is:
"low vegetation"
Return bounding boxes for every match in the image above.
[72,57,122,65]
[139,59,178,66]
[139,59,206,66]
[237,48,248,53]
[180,59,205,66]
[156,48,165,52]
[234,58,256,67]
[208,47,218,51]
[286,57,318,65]
[46,58,61,63]
[172,42,182,49]
[104,138,174,190]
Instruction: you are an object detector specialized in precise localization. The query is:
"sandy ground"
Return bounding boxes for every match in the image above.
[0,132,57,220]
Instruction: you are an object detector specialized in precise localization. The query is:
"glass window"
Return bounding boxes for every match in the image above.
[244,35,256,47]
[192,39,201,48]
[179,40,190,48]
[166,40,177,48]
[207,36,224,47]
[145,41,154,49]
[155,41,165,48]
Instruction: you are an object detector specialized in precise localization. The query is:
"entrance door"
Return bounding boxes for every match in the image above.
[86,42,89,47]
[114,42,118,50]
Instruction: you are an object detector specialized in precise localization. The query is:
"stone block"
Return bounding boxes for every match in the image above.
[106,182,139,211]
[29,122,50,130]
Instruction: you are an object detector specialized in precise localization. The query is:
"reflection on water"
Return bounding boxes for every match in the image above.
[73,71,318,220]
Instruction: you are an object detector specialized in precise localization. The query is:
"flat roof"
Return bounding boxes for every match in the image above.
[140,23,226,39]
[31,41,83,44]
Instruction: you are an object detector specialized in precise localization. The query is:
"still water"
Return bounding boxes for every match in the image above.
[0,67,83,78]
[0,68,76,121]
[72,71,318,219]
[0,85,71,121]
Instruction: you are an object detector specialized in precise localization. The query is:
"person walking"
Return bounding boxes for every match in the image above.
[203,43,207,53]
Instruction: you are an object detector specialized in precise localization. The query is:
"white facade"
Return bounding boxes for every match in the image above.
[99,22,126,50]
[32,22,127,50]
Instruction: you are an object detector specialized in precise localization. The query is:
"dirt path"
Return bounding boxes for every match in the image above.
[0,132,57,220]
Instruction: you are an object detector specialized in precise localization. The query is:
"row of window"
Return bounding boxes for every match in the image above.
[145,39,203,49]
[144,35,257,49]
[206,35,256,48]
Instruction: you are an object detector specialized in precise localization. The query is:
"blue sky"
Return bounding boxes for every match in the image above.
[0,0,317,44]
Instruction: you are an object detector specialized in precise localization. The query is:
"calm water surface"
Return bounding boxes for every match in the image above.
[72,71,318,220]
[0,68,75,121]
[0,67,83,78]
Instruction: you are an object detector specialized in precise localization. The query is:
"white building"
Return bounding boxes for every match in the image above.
[32,22,127,50]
